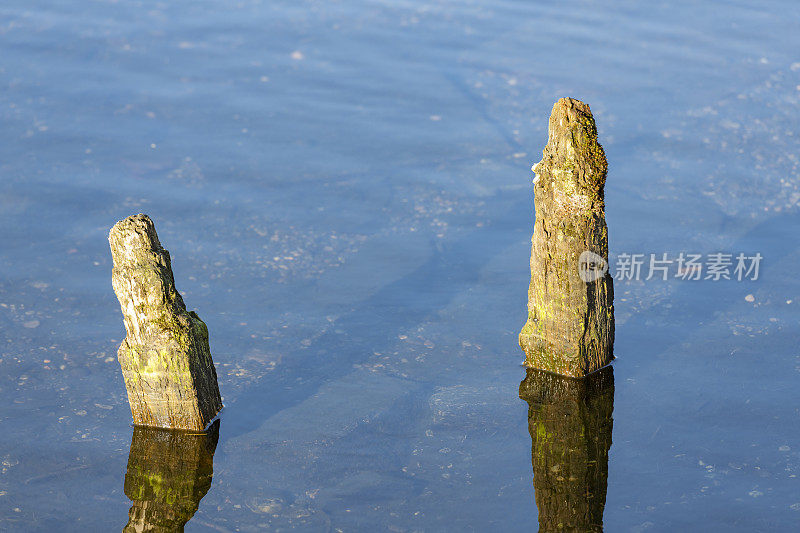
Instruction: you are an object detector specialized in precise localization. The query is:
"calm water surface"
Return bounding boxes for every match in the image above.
[1,0,799,531]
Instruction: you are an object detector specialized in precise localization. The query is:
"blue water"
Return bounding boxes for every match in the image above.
[1,0,799,530]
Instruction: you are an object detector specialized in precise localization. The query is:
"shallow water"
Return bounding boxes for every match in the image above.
[1,0,800,531]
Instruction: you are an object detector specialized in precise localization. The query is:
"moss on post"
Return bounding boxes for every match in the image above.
[123,421,219,532]
[519,367,614,533]
[520,98,615,376]
[110,214,222,431]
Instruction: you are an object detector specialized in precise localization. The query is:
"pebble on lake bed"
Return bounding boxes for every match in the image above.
[109,214,222,431]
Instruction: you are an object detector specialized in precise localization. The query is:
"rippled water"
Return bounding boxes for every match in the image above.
[2,0,799,531]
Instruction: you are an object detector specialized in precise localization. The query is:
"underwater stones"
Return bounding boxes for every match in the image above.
[519,98,615,376]
[109,214,222,431]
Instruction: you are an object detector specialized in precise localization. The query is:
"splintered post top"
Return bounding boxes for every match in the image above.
[534,97,608,215]
[108,213,186,347]
[109,214,164,264]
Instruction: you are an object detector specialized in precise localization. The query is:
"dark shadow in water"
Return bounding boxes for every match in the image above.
[122,420,220,532]
[226,189,530,438]
[519,367,614,533]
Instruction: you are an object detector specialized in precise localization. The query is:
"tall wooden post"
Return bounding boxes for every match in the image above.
[520,98,614,377]
[519,367,614,533]
[109,214,222,431]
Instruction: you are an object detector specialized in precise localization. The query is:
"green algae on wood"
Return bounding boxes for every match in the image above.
[520,98,615,376]
[109,214,222,431]
[519,367,614,533]
[123,420,219,531]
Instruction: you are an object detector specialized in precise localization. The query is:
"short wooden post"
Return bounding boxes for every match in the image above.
[123,421,219,531]
[519,367,614,533]
[109,214,222,431]
[519,98,615,376]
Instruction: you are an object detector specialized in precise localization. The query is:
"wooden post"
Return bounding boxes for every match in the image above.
[109,214,222,431]
[519,367,614,533]
[123,421,219,532]
[519,98,615,376]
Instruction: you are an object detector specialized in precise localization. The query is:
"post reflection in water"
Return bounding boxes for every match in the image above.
[519,366,614,533]
[122,420,220,532]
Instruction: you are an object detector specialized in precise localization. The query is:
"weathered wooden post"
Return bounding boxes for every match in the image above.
[123,421,219,532]
[520,97,614,377]
[110,214,222,431]
[519,367,614,533]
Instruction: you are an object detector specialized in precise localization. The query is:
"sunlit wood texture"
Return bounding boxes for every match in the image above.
[520,98,614,376]
[110,214,222,431]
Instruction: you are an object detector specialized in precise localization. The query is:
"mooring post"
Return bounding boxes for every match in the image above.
[519,367,614,533]
[519,98,614,377]
[109,214,222,431]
